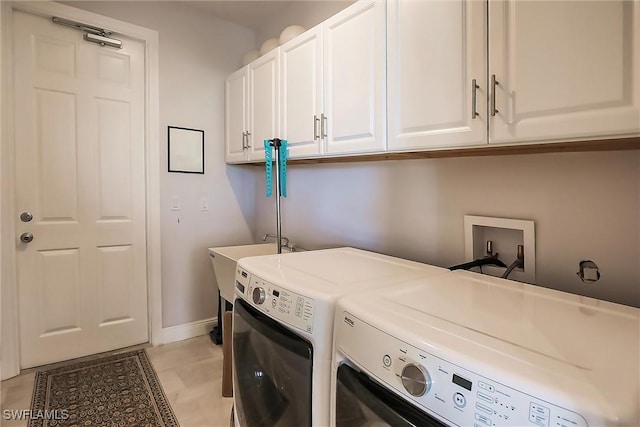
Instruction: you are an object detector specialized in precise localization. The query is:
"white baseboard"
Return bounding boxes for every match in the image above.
[161,317,217,345]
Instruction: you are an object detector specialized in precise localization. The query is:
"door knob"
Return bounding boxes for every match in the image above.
[20,232,34,243]
[20,212,33,222]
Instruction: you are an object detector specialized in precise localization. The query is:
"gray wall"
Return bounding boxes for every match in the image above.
[62,1,258,327]
[251,151,640,308]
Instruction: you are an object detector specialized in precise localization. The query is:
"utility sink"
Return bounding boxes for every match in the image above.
[208,243,293,303]
[208,243,291,398]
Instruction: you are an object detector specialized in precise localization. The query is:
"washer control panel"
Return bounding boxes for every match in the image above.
[337,311,590,427]
[236,267,315,333]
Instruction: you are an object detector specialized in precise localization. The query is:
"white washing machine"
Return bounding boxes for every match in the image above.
[231,247,450,427]
[332,269,640,427]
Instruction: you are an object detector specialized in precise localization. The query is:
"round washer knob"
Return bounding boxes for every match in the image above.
[252,287,266,305]
[401,363,431,397]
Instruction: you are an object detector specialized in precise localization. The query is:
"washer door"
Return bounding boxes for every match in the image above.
[336,364,448,427]
[233,299,313,427]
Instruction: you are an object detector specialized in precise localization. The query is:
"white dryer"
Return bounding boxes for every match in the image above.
[231,247,449,427]
[332,270,639,426]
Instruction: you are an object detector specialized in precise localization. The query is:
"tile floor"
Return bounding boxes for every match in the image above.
[1,336,234,427]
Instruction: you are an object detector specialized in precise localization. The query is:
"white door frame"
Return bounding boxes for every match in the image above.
[0,1,162,379]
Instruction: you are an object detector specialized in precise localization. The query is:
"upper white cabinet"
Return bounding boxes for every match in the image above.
[225,66,248,163]
[225,50,279,163]
[248,49,279,161]
[388,0,640,151]
[489,0,640,144]
[279,26,323,158]
[227,0,639,163]
[323,0,387,155]
[387,0,487,150]
[279,0,386,158]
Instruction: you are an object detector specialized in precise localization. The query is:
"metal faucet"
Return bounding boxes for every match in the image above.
[262,233,291,250]
[502,245,524,279]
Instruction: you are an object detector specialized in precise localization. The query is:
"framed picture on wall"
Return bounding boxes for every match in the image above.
[168,126,204,174]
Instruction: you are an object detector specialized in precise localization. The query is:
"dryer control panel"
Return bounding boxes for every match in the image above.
[235,267,315,333]
[337,311,591,427]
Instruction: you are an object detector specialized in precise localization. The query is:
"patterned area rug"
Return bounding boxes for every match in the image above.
[29,349,179,427]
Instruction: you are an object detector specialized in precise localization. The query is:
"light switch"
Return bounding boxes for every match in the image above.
[200,197,209,211]
[171,196,181,211]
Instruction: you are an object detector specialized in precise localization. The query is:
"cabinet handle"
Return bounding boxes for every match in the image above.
[245,131,251,148]
[241,131,246,149]
[491,74,499,117]
[321,113,327,139]
[471,79,480,119]
[313,115,320,140]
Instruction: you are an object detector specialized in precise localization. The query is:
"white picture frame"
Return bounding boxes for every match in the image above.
[168,126,204,174]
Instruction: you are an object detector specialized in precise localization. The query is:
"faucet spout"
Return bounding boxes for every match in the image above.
[262,233,290,248]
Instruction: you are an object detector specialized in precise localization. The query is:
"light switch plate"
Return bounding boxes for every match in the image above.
[171,196,181,211]
[200,197,209,211]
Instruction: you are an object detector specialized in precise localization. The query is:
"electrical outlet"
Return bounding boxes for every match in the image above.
[200,197,209,211]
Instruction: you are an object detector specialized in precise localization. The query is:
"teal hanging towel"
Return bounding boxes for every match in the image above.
[264,139,272,197]
[264,138,288,198]
[279,140,288,197]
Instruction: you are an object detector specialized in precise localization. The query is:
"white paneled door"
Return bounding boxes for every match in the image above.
[13,11,148,368]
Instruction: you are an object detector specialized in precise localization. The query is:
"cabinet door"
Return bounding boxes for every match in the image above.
[225,67,248,163]
[489,0,640,144]
[323,0,386,155]
[279,26,323,158]
[387,0,487,150]
[248,49,279,161]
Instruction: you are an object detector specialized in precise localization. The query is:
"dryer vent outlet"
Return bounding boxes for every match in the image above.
[577,260,600,284]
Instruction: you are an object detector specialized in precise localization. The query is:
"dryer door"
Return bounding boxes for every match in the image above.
[336,364,448,427]
[233,299,313,427]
